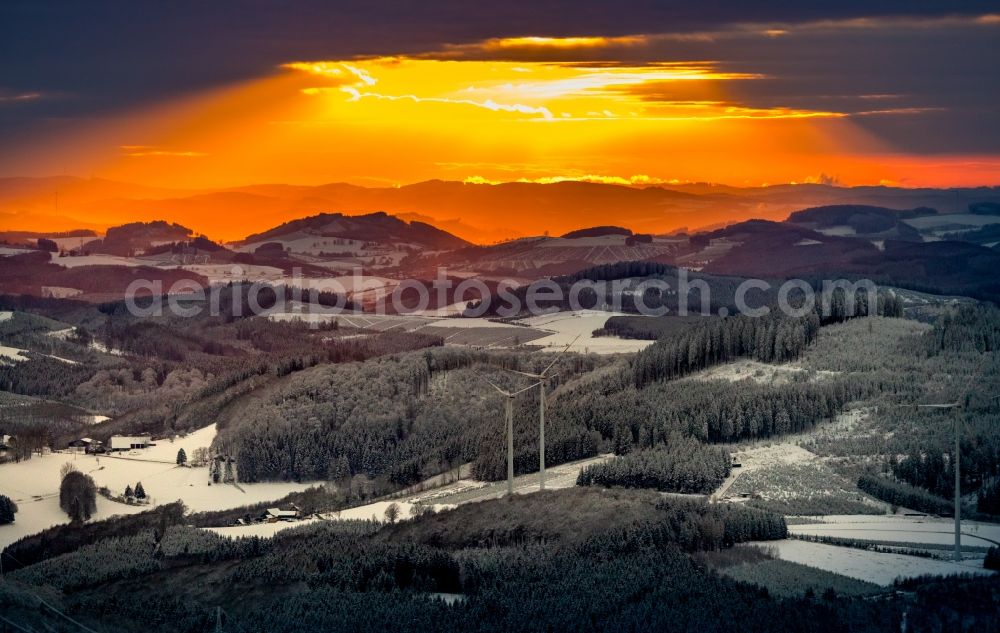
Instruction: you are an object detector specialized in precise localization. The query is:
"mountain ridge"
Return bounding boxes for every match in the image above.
[3,176,999,244]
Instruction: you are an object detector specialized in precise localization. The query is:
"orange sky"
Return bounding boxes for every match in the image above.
[5,40,998,192]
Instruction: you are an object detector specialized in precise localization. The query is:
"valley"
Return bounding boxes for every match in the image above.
[1,193,1000,632]
[3,4,1000,629]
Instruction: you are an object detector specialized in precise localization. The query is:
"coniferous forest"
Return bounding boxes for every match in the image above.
[2,285,1000,633]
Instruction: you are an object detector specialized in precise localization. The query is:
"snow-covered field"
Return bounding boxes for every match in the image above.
[789,515,1000,549]
[408,301,474,317]
[0,344,78,365]
[903,213,1000,230]
[271,309,648,354]
[205,518,322,539]
[181,263,285,282]
[0,424,316,548]
[419,316,516,329]
[48,236,98,252]
[48,252,148,267]
[0,345,29,363]
[408,453,615,506]
[815,226,857,237]
[330,500,456,522]
[762,539,993,586]
[294,275,398,295]
[516,310,653,354]
[731,442,818,472]
[205,502,456,541]
[40,286,83,298]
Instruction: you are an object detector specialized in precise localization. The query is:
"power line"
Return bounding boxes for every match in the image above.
[0,551,100,633]
[0,613,38,633]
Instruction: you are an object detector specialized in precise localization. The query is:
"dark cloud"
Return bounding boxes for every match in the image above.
[1,1,998,154]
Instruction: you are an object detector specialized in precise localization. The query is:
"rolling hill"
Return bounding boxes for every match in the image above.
[238,211,470,253]
[4,176,1000,244]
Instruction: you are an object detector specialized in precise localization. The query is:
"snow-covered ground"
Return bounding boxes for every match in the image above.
[0,424,316,548]
[236,235,371,256]
[311,455,615,525]
[731,442,817,471]
[48,253,148,267]
[686,359,837,385]
[0,311,13,322]
[293,275,398,296]
[0,345,29,362]
[205,453,616,539]
[716,442,820,501]
[407,301,471,317]
[181,263,285,282]
[716,430,888,514]
[205,518,322,539]
[406,453,614,506]
[46,327,76,340]
[88,339,126,356]
[329,500,456,523]
[516,310,653,354]
[421,316,517,329]
[815,226,857,237]
[0,344,78,365]
[762,539,993,586]
[40,286,84,298]
[789,515,1000,548]
[48,236,98,252]
[270,309,650,354]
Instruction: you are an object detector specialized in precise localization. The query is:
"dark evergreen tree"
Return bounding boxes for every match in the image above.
[978,481,1000,515]
[0,493,17,524]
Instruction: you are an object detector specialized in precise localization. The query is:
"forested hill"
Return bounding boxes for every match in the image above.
[4,486,997,632]
[0,288,443,449]
[213,288,901,486]
[239,211,470,250]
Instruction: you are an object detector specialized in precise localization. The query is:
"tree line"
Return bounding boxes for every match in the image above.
[577,437,730,494]
[857,474,953,516]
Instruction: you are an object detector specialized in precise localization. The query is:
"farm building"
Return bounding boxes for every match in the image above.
[67,437,102,454]
[110,435,152,451]
[263,505,301,522]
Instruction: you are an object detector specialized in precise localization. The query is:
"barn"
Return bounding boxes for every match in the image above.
[67,437,102,454]
[110,435,152,451]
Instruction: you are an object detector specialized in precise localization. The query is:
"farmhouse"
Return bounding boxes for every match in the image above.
[110,435,152,451]
[263,504,301,523]
[67,437,102,454]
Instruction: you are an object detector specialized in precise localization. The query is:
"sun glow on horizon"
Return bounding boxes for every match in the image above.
[4,40,998,229]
